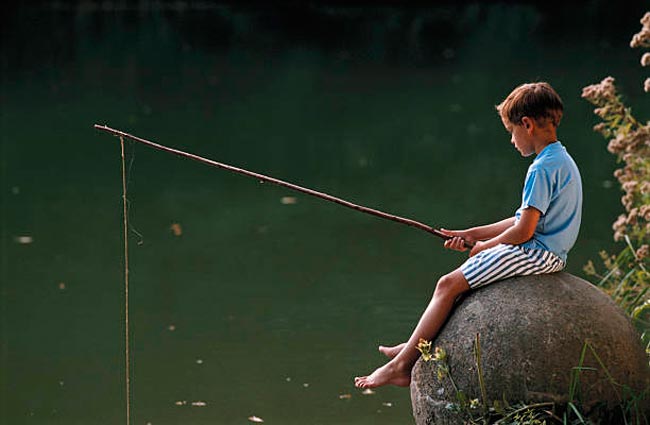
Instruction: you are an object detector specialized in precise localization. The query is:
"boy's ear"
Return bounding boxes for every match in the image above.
[521,116,534,133]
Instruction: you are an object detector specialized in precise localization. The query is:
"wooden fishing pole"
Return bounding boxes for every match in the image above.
[94,124,472,248]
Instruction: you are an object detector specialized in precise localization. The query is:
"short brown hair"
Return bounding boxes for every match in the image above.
[497,82,563,128]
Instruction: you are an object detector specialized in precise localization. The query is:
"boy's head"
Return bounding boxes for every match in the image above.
[496,82,563,131]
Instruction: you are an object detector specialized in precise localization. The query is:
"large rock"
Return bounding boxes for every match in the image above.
[410,272,650,424]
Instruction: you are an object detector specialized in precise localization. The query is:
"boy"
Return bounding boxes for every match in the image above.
[354,82,582,389]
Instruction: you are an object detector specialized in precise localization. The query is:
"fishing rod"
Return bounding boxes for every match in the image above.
[94,124,473,248]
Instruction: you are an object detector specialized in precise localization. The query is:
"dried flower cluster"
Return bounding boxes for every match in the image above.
[582,78,649,244]
[642,52,650,67]
[581,12,650,321]
[631,12,650,49]
[632,13,650,93]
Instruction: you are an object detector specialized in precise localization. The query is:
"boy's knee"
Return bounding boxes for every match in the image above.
[435,271,469,299]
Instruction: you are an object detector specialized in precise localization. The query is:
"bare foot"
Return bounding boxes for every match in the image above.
[378,343,406,359]
[354,361,411,389]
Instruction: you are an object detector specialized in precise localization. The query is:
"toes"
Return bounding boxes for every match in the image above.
[354,376,369,388]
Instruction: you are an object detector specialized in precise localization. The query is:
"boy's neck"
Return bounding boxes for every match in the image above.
[533,127,558,155]
[534,138,558,155]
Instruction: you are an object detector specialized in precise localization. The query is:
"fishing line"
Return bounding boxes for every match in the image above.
[123,141,144,246]
[119,136,131,425]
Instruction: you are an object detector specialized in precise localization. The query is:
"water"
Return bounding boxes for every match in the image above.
[2,3,648,424]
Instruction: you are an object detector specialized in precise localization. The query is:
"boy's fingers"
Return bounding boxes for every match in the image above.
[439,228,457,237]
[446,237,467,251]
[443,235,470,252]
[444,238,458,250]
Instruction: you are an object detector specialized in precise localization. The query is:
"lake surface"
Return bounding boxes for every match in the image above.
[2,3,649,424]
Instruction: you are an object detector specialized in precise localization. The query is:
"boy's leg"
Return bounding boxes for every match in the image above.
[354,269,470,388]
[379,342,407,358]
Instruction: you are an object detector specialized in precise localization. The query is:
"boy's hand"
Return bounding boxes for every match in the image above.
[440,229,474,252]
[469,240,490,257]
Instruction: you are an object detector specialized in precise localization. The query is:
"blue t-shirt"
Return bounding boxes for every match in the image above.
[515,141,582,262]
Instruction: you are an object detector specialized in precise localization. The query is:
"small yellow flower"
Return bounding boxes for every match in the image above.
[433,346,447,362]
[415,338,433,361]
[436,368,447,381]
[469,398,480,409]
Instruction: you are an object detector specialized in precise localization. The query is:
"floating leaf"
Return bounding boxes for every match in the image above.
[280,196,297,205]
[14,236,33,244]
[361,388,375,395]
[170,223,182,236]
[191,401,207,407]
[339,393,352,400]
[248,416,264,423]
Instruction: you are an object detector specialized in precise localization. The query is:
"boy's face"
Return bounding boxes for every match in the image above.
[504,119,536,157]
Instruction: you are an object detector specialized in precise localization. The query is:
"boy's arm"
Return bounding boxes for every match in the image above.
[469,208,540,256]
[440,217,516,250]
[463,217,517,241]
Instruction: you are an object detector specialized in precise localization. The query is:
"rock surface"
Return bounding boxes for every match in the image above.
[410,272,650,424]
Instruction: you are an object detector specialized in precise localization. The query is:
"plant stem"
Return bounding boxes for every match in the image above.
[474,333,488,413]
[493,402,555,424]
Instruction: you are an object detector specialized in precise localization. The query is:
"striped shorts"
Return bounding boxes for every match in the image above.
[460,244,565,289]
